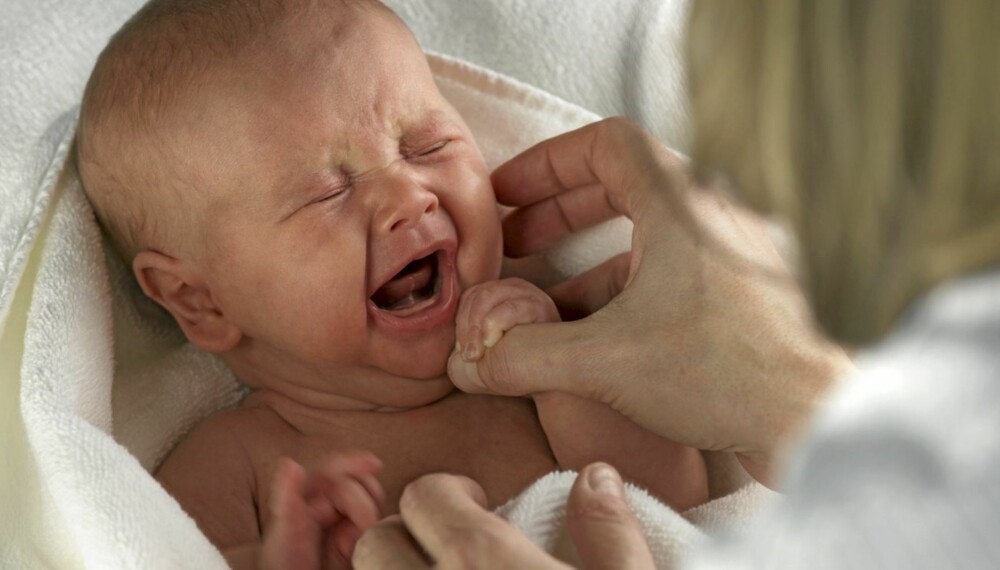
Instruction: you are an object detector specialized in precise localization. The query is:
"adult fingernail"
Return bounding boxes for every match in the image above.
[587,464,624,498]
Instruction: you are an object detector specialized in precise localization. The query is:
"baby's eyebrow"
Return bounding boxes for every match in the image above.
[401,111,454,145]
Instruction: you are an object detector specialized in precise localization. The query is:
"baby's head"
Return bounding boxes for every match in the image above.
[77,0,503,409]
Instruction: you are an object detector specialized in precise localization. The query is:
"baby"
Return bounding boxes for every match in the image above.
[76,0,708,567]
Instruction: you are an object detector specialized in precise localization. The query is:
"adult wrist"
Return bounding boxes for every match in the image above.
[742,339,853,488]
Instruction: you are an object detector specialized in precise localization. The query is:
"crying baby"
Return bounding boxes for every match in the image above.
[75,0,708,567]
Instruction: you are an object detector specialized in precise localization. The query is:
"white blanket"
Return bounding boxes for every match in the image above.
[0,2,775,568]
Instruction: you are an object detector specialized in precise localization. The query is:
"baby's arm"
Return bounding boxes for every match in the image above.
[455,278,708,512]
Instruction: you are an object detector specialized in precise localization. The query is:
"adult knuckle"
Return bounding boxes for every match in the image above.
[481,347,519,394]
[401,473,449,510]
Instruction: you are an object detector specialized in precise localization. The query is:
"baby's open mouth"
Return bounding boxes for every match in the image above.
[371,252,441,314]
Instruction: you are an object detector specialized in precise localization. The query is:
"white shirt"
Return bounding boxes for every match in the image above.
[691,268,1000,569]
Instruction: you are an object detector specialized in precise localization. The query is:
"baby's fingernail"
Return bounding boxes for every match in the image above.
[586,464,624,498]
[483,328,503,349]
[462,341,481,361]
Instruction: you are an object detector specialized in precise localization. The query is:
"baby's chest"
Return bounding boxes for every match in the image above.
[262,395,558,518]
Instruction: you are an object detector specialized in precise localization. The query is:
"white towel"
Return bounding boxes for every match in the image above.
[382,0,692,151]
[500,472,702,568]
[0,2,775,568]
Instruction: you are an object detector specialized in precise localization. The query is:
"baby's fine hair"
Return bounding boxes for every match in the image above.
[76,0,385,261]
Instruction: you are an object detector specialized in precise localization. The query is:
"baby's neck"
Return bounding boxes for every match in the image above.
[225,351,456,413]
[240,376,457,432]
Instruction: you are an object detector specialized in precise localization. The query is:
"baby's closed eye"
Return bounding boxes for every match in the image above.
[411,140,449,157]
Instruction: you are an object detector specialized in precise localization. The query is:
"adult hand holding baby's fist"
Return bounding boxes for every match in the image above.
[259,452,383,570]
[453,277,561,362]
[448,118,851,484]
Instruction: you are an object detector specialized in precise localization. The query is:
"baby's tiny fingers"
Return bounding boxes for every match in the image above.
[456,283,487,356]
[334,520,361,563]
[463,325,485,361]
[459,279,545,360]
[313,475,381,532]
[270,457,308,519]
[456,284,493,361]
[481,294,560,348]
[322,524,351,570]
[304,452,383,526]
[310,451,382,481]
[263,458,323,570]
[357,472,386,510]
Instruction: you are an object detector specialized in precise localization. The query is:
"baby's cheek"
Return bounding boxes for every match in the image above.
[456,245,501,294]
[448,170,503,288]
[472,208,504,282]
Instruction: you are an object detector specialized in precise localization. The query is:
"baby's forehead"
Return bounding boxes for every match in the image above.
[118,0,402,99]
[242,2,416,75]
[104,2,416,165]
[79,1,411,257]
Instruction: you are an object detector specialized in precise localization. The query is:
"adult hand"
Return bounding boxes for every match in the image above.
[448,118,852,481]
[353,463,654,569]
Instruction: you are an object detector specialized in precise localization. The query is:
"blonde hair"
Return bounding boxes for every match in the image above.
[687,0,1000,345]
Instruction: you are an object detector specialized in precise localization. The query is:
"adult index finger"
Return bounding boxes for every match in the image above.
[447,317,613,402]
[501,182,617,258]
[398,474,558,569]
[492,118,686,254]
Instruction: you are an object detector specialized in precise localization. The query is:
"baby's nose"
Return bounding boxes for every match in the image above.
[375,177,439,234]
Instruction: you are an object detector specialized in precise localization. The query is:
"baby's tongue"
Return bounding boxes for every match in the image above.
[372,258,434,311]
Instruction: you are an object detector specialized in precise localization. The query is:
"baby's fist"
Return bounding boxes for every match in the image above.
[262,451,383,570]
[455,278,560,362]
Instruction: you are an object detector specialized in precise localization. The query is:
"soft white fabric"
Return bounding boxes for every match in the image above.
[383,0,691,150]
[500,471,776,568]
[0,21,768,570]
[687,267,1000,569]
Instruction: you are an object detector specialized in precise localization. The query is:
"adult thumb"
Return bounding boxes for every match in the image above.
[447,318,604,398]
[565,463,655,570]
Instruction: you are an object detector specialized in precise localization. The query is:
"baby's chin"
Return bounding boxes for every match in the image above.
[377,338,454,381]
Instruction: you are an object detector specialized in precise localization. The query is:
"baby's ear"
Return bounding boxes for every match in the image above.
[132,251,242,353]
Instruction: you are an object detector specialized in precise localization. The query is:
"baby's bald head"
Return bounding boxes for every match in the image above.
[77,0,386,262]
[75,0,500,394]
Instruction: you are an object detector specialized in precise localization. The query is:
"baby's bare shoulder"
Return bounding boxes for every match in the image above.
[155,405,289,549]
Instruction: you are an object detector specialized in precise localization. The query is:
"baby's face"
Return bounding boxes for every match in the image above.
[173,7,502,404]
